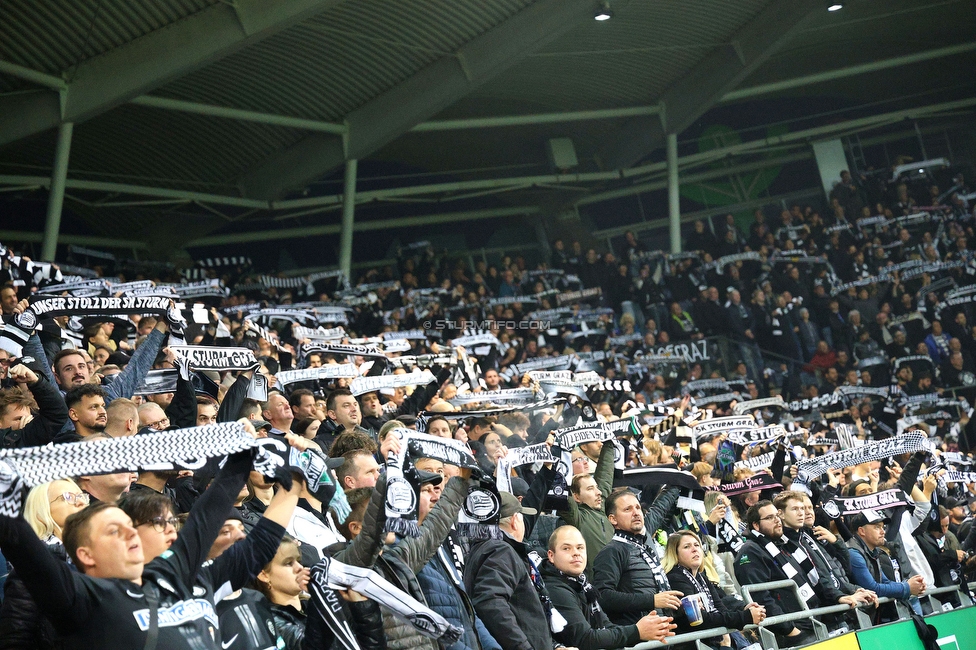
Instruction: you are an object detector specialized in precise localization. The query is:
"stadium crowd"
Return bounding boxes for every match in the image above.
[0,164,974,650]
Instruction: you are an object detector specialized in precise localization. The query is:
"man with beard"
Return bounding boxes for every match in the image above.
[734,501,862,646]
[592,488,683,626]
[64,384,108,439]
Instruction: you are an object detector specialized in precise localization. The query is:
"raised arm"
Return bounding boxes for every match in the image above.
[104,325,167,403]
[390,475,469,573]
[0,515,93,629]
[154,450,251,587]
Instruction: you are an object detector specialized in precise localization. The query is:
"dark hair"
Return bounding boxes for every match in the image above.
[338,488,373,540]
[63,502,117,570]
[328,430,377,457]
[118,490,175,527]
[326,388,353,413]
[252,535,300,599]
[292,418,318,436]
[64,384,108,410]
[605,488,638,517]
[426,415,452,432]
[288,389,314,408]
[53,349,87,372]
[745,499,774,530]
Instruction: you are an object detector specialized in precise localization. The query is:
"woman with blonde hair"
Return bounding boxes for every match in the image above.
[662,530,764,648]
[0,479,89,648]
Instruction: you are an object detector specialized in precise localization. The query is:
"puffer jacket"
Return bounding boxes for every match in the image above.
[0,535,66,650]
[270,602,306,650]
[592,487,680,625]
[417,548,501,650]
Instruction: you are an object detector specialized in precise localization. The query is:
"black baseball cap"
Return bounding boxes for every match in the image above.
[847,509,888,530]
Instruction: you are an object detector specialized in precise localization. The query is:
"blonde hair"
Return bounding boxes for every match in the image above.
[662,530,702,573]
[662,530,720,584]
[24,478,82,540]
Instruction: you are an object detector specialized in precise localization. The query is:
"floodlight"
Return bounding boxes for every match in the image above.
[595,1,612,20]
[827,2,844,11]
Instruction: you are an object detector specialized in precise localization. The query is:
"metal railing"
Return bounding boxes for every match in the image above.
[625,581,976,650]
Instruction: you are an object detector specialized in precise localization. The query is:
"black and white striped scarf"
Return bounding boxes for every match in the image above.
[748,529,819,605]
[306,557,461,650]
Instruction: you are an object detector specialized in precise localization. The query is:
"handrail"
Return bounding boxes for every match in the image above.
[626,583,976,650]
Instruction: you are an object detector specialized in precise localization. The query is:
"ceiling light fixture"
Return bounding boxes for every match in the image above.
[594,1,612,21]
[827,2,843,11]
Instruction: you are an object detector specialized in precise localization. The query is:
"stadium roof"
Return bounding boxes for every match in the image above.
[0,0,974,263]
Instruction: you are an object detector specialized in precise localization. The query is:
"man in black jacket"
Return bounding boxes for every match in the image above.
[464,493,564,650]
[734,501,861,647]
[0,450,253,649]
[592,487,683,626]
[543,525,673,650]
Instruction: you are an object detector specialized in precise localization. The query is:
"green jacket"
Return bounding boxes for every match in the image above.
[561,440,616,575]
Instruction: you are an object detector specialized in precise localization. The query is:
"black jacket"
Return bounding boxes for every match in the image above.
[665,566,752,635]
[0,452,251,650]
[464,535,553,650]
[541,560,640,650]
[0,376,68,449]
[733,535,816,636]
[0,536,66,650]
[914,532,962,589]
[592,487,680,626]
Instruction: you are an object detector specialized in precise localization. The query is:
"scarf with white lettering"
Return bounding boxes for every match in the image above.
[793,432,928,490]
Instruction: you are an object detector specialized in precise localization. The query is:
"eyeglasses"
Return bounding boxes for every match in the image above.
[759,514,782,522]
[147,417,170,430]
[0,358,10,366]
[51,492,89,506]
[137,516,179,533]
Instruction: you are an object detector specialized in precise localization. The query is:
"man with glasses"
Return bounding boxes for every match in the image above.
[0,448,258,648]
[734,500,861,647]
[138,402,170,430]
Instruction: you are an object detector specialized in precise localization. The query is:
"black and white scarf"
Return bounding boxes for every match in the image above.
[556,564,603,618]
[680,567,716,612]
[277,364,359,387]
[169,345,259,372]
[349,370,435,397]
[749,529,819,605]
[794,432,928,489]
[306,557,462,650]
[612,530,671,591]
[714,512,744,554]
[0,423,256,517]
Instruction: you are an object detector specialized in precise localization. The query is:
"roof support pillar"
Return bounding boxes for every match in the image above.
[41,122,74,262]
[667,132,681,254]
[339,159,358,281]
